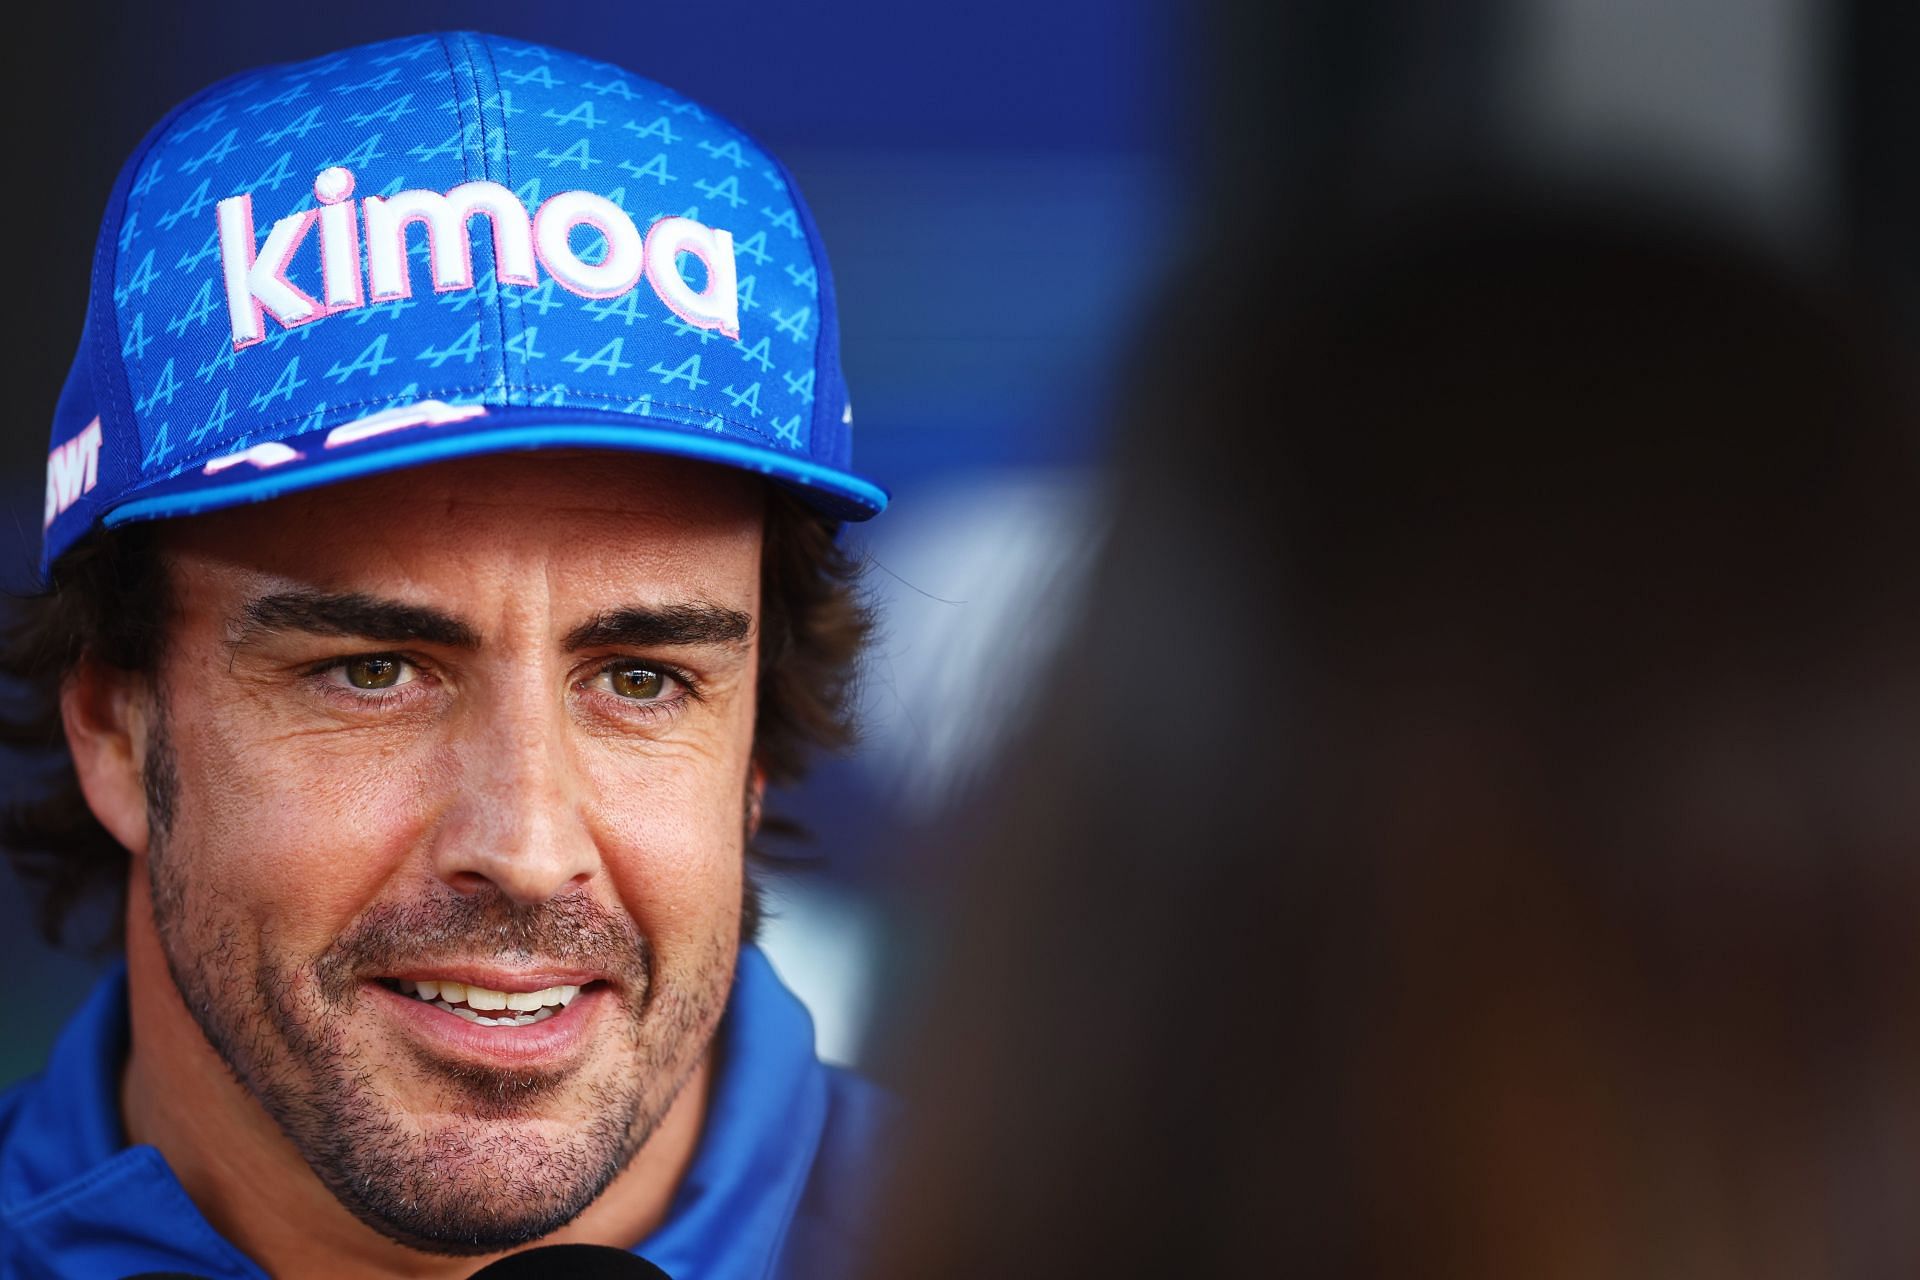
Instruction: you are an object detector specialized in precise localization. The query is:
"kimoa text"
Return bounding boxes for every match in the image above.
[216,165,740,350]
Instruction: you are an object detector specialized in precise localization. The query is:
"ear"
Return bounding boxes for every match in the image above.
[61,659,154,857]
[746,761,767,838]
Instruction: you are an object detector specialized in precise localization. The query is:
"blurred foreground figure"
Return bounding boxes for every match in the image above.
[871,193,1920,1279]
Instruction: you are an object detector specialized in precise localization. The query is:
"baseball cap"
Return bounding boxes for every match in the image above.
[42,30,886,573]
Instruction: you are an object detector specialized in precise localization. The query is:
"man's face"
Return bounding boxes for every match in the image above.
[129,452,763,1252]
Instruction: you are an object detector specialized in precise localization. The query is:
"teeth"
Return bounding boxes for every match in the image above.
[394,978,584,1022]
[438,1002,556,1027]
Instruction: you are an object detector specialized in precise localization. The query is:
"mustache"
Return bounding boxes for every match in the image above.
[313,887,649,1005]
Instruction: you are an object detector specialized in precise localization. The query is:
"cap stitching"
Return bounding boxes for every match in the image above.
[476,34,527,404]
[444,34,509,410]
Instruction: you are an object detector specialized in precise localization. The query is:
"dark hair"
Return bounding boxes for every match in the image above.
[1,485,870,949]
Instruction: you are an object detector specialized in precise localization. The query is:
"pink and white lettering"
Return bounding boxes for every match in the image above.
[214,167,740,350]
[533,190,645,300]
[44,417,103,529]
[645,216,740,338]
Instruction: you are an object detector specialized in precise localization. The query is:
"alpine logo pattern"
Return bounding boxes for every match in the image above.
[109,32,826,487]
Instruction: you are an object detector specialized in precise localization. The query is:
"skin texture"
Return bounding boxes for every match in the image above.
[61,452,766,1278]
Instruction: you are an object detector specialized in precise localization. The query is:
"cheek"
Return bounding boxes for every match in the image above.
[578,731,754,942]
[161,705,443,949]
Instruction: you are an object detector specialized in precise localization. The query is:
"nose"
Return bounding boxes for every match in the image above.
[429,694,600,905]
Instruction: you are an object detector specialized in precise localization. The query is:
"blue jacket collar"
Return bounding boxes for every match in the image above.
[1,946,828,1279]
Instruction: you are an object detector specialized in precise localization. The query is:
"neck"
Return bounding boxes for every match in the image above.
[117,877,712,1279]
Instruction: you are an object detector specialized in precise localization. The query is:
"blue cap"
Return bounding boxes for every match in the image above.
[42,31,886,572]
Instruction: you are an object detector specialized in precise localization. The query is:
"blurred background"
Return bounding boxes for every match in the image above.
[3,0,1914,1088]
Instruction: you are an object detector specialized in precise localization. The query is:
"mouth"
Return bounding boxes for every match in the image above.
[366,970,615,1065]
[377,977,591,1027]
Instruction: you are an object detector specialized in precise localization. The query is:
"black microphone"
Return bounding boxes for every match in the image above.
[467,1244,673,1279]
[124,1243,671,1280]
[124,1243,673,1279]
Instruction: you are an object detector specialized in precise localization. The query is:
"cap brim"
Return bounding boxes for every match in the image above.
[100,403,888,534]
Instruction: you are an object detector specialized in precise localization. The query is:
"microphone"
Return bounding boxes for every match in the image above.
[125,1243,671,1280]
[467,1244,673,1278]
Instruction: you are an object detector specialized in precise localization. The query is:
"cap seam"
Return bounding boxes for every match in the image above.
[473,33,528,404]
[443,33,512,410]
[435,35,475,398]
[763,155,823,462]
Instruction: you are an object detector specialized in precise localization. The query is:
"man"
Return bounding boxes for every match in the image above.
[0,30,891,1280]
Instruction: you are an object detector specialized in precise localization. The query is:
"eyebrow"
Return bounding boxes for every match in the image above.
[235,590,480,649]
[231,590,753,654]
[562,604,753,652]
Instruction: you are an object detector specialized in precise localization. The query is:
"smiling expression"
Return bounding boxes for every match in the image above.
[122,452,765,1253]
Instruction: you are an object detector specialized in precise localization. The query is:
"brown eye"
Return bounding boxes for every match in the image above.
[344,655,404,689]
[608,666,665,700]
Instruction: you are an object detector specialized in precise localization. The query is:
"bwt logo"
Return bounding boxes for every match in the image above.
[215,166,741,351]
[45,418,102,530]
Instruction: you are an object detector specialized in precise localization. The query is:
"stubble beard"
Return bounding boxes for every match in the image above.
[140,710,737,1256]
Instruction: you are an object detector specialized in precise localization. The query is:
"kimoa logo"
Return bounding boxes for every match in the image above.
[216,166,740,352]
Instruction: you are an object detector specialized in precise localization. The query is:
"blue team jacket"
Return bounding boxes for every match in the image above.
[0,946,894,1279]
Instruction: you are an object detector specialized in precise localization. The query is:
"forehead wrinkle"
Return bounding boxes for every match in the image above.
[179,467,763,666]
[431,495,699,522]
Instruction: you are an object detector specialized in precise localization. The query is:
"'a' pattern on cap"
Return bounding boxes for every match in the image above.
[44,30,885,571]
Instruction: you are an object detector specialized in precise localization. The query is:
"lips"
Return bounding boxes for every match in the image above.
[367,967,616,1065]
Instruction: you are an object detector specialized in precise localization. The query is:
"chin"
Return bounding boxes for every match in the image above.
[308,1101,642,1256]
